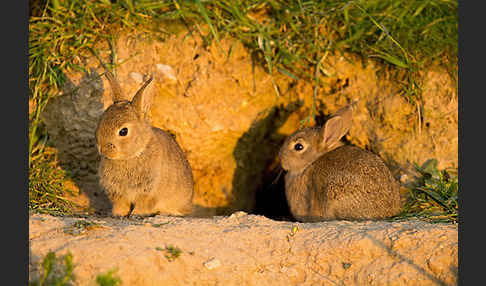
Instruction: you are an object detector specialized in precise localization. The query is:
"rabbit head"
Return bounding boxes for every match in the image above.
[96,72,155,160]
[279,104,354,174]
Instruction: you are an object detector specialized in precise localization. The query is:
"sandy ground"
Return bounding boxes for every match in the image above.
[29,212,457,286]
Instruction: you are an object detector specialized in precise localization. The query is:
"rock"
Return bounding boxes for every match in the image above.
[203,258,222,270]
[29,213,458,286]
[155,63,177,82]
[228,211,248,219]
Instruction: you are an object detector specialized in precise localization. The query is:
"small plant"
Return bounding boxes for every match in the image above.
[29,252,75,286]
[30,252,122,286]
[400,159,458,223]
[151,222,170,227]
[63,220,102,236]
[156,245,182,262]
[95,269,122,286]
[286,225,300,242]
[29,146,75,215]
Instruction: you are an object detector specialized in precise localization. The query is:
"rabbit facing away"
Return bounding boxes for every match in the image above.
[279,104,401,222]
[96,71,194,217]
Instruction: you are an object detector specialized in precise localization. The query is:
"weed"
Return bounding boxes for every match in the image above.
[28,146,75,215]
[30,252,122,286]
[95,269,122,286]
[151,222,170,227]
[398,159,458,223]
[286,225,300,242]
[173,0,457,102]
[29,252,75,286]
[157,245,182,262]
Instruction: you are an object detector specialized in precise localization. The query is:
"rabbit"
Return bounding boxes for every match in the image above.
[279,104,401,222]
[95,71,194,217]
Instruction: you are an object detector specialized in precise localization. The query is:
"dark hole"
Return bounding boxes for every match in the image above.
[234,102,303,222]
[253,168,295,221]
[193,53,200,60]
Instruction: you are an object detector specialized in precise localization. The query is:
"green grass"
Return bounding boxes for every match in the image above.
[28,0,457,214]
[156,245,182,262]
[29,146,75,215]
[182,0,457,102]
[29,252,75,286]
[30,252,122,286]
[95,269,122,286]
[397,159,458,223]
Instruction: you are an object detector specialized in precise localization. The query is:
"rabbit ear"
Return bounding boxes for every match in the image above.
[131,76,154,119]
[331,104,353,139]
[104,71,125,103]
[321,116,344,147]
[320,104,354,148]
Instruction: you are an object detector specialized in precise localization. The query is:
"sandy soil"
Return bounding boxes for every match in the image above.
[29,212,457,286]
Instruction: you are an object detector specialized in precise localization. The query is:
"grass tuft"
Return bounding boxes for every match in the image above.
[29,252,75,286]
[397,159,458,223]
[170,0,457,102]
[29,146,75,215]
[95,269,122,286]
[156,245,182,262]
[30,252,122,286]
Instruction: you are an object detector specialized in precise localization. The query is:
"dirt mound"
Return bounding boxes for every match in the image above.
[40,27,457,217]
[29,213,458,286]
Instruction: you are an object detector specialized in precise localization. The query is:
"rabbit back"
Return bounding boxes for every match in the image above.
[147,127,194,215]
[285,145,401,222]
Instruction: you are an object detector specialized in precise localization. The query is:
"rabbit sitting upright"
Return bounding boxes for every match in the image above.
[279,104,401,222]
[96,71,194,217]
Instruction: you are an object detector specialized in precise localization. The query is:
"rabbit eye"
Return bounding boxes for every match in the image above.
[119,127,128,136]
[294,143,304,151]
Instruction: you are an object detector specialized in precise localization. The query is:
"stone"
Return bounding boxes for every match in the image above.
[203,258,222,270]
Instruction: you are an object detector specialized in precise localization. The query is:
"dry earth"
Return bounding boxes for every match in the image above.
[29,212,458,286]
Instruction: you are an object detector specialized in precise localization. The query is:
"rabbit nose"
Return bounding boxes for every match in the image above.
[101,143,116,154]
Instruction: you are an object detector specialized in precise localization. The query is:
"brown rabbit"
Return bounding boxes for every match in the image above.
[96,71,194,217]
[279,104,401,222]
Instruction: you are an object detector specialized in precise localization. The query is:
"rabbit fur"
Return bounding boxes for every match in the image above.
[279,104,401,222]
[96,71,194,217]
